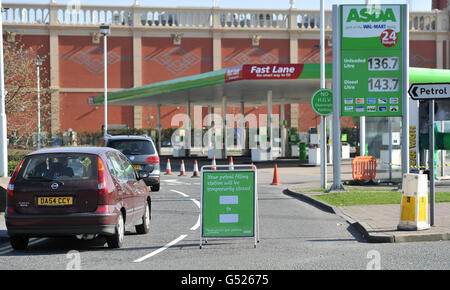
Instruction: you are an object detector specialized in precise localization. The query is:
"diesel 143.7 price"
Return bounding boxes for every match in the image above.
[368,77,399,92]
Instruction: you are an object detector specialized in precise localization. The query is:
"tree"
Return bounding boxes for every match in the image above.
[3,36,50,146]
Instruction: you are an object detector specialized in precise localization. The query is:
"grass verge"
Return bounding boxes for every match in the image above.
[298,188,450,207]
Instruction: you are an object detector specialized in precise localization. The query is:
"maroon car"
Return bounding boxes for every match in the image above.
[5,147,151,250]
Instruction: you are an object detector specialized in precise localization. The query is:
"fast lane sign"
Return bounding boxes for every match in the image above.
[408,83,450,100]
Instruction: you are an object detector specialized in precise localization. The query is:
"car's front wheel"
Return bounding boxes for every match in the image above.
[106,213,124,248]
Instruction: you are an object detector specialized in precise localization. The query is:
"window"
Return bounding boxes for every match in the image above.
[106,152,126,180]
[106,152,136,181]
[19,154,97,181]
[117,152,137,181]
[107,139,156,155]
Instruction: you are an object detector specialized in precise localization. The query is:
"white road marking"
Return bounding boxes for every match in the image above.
[190,198,200,208]
[189,198,201,231]
[162,179,192,185]
[190,216,200,231]
[134,234,188,263]
[170,189,189,197]
[134,183,200,262]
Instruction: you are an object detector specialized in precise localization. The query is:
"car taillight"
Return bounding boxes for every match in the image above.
[98,157,107,195]
[95,205,111,214]
[7,159,24,197]
[146,156,160,164]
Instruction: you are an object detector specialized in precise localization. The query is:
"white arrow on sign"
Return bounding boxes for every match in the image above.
[408,83,450,100]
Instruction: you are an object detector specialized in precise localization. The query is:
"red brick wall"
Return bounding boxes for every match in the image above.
[298,39,332,64]
[221,38,290,68]
[141,37,213,128]
[58,36,134,131]
[410,40,437,68]
[59,92,133,132]
[5,33,441,135]
[59,36,133,88]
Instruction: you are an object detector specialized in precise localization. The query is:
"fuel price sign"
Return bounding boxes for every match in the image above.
[340,4,406,117]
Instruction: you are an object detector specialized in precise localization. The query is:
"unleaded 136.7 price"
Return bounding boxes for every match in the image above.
[368,56,399,71]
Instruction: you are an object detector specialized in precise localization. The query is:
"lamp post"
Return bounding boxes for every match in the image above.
[35,57,43,149]
[100,25,110,138]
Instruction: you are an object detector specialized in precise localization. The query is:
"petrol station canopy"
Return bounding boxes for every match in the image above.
[93,63,450,107]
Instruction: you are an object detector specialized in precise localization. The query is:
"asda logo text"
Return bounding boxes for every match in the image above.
[346,8,396,23]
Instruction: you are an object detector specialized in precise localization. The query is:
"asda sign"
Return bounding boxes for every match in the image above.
[342,5,401,49]
[340,4,406,117]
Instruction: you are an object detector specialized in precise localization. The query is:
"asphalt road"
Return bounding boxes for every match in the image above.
[0,171,449,271]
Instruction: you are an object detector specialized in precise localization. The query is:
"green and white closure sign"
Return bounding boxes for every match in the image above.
[340,4,406,117]
[200,165,259,248]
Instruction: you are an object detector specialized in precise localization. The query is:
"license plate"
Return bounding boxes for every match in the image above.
[38,196,73,206]
[133,165,142,170]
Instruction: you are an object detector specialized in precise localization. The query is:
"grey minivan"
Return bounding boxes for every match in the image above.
[101,135,160,191]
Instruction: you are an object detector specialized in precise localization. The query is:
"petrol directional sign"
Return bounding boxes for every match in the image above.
[408,83,450,100]
[340,4,405,117]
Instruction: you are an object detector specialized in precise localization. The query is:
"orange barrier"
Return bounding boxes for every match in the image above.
[352,156,377,181]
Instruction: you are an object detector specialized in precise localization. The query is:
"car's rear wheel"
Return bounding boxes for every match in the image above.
[151,184,160,192]
[10,236,29,250]
[106,213,124,248]
[135,202,150,234]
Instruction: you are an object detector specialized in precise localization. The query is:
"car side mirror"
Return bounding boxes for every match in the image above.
[137,170,149,180]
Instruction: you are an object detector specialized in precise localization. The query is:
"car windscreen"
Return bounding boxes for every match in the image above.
[107,139,156,155]
[17,154,98,182]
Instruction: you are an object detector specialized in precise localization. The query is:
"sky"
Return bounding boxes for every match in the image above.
[5,0,432,11]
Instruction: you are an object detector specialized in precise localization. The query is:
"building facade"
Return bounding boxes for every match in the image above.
[2,1,449,135]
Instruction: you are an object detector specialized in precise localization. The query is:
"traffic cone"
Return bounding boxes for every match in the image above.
[165,158,172,175]
[211,156,217,170]
[192,160,200,177]
[179,160,186,176]
[271,164,281,185]
[250,162,255,170]
[229,156,234,170]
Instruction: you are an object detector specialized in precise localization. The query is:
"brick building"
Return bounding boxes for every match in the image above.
[2,1,449,136]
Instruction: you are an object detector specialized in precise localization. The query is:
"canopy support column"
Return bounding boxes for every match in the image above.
[240,101,246,155]
[267,90,273,160]
[157,104,161,153]
[186,100,191,157]
[222,96,227,159]
[281,104,286,158]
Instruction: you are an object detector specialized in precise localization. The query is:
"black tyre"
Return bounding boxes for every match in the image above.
[106,213,125,248]
[10,236,29,250]
[135,202,151,234]
[151,184,160,192]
